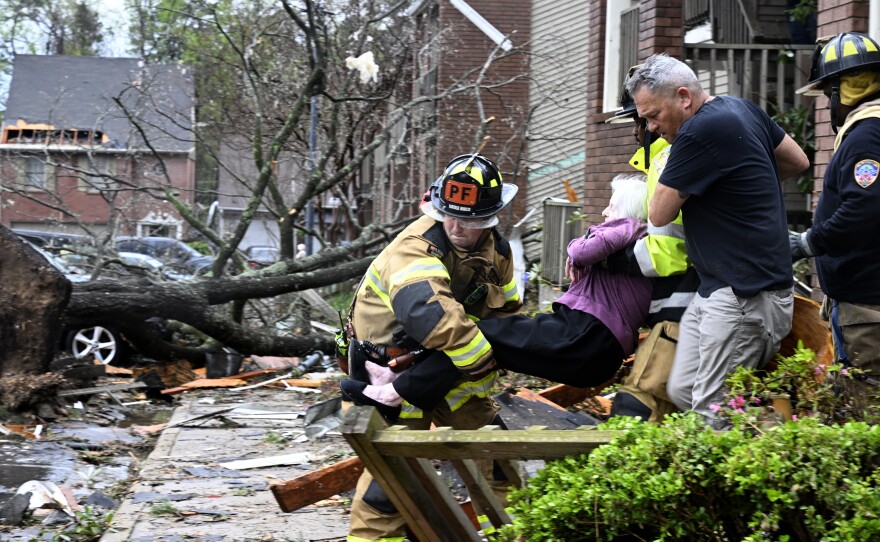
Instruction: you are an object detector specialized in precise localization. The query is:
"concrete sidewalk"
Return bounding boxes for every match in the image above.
[101,385,352,542]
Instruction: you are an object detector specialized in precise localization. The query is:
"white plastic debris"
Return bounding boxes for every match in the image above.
[345,51,379,84]
[15,480,75,516]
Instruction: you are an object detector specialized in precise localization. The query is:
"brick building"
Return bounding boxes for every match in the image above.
[0,55,195,239]
[369,0,532,231]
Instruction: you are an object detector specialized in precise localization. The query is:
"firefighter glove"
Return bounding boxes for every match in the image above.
[789,229,815,262]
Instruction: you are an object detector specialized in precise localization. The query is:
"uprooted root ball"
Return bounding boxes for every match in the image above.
[0,372,68,411]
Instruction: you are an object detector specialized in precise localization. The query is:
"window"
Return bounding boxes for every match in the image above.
[25,157,46,188]
[142,224,172,237]
[13,156,54,191]
[80,155,117,192]
[603,0,640,111]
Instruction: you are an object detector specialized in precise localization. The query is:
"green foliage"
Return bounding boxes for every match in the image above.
[187,240,214,256]
[326,286,356,315]
[148,501,181,517]
[31,505,114,542]
[718,341,879,426]
[496,347,880,542]
[772,106,815,194]
[787,0,818,24]
[497,414,880,542]
[263,429,288,444]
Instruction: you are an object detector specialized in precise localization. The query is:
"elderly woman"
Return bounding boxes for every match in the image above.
[342,174,653,420]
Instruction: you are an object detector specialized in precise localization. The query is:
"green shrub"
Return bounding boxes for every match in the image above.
[495,347,880,541]
[497,415,880,542]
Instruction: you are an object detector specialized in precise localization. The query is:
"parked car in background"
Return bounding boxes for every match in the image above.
[21,240,130,364]
[12,228,94,253]
[244,245,280,269]
[115,236,214,277]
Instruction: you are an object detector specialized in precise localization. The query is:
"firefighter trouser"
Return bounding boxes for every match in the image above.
[821,297,880,410]
[347,396,501,542]
[612,321,681,423]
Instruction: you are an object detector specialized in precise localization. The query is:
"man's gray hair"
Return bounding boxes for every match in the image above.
[625,53,702,98]
[610,173,648,221]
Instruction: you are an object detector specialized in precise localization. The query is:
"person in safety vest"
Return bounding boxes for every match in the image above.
[341,174,653,414]
[341,153,522,542]
[602,65,701,422]
[628,54,809,429]
[792,32,880,407]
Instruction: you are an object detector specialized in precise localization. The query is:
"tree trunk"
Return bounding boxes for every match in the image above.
[0,227,71,376]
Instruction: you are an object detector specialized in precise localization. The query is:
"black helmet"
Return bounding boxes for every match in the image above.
[796,32,880,96]
[606,65,641,124]
[420,154,517,228]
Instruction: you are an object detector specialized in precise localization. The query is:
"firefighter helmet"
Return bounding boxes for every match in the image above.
[606,65,641,124]
[420,154,518,228]
[796,32,880,96]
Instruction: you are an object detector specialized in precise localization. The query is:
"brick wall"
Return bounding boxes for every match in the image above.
[0,152,194,235]
[434,0,532,226]
[811,0,869,191]
[582,0,683,223]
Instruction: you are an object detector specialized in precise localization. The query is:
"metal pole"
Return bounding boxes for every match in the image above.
[306,94,318,256]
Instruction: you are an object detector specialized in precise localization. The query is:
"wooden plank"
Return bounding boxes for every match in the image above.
[342,406,481,542]
[58,381,147,397]
[160,378,245,394]
[271,384,587,512]
[510,387,569,409]
[538,382,601,407]
[268,378,324,388]
[219,452,311,471]
[450,459,511,529]
[370,427,617,460]
[270,456,365,513]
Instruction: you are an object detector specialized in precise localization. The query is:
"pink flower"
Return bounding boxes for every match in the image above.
[753,397,762,405]
[709,404,722,413]
[841,369,850,376]
[792,415,799,421]
[815,365,826,374]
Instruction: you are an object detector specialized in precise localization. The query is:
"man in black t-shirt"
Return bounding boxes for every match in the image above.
[626,54,810,428]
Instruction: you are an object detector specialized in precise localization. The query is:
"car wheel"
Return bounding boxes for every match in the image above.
[66,326,127,365]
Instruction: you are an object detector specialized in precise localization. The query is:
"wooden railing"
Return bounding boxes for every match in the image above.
[341,405,619,542]
[685,43,816,113]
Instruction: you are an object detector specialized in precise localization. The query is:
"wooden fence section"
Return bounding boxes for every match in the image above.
[341,405,619,542]
[270,383,602,513]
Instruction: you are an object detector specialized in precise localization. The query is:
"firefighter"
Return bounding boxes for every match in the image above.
[792,32,880,405]
[603,65,700,422]
[342,153,522,542]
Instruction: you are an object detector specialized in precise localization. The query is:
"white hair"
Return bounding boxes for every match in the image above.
[610,174,648,221]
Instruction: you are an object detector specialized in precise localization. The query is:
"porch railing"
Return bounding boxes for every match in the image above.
[684,43,816,113]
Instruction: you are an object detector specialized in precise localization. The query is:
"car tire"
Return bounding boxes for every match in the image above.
[65,326,129,365]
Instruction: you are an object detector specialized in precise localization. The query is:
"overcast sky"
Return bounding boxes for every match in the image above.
[100,0,132,57]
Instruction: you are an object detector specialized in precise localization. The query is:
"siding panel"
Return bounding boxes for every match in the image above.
[527,0,590,261]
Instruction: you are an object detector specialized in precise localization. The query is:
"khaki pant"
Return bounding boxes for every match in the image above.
[616,321,680,422]
[348,396,500,541]
[821,297,880,410]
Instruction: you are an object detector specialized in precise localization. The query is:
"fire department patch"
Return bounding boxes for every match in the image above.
[854,159,880,188]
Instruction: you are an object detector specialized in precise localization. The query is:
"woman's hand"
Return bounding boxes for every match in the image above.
[565,257,584,284]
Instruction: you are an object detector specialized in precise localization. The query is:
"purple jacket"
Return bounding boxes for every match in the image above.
[555,218,652,355]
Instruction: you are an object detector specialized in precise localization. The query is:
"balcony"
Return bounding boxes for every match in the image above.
[684,43,815,113]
